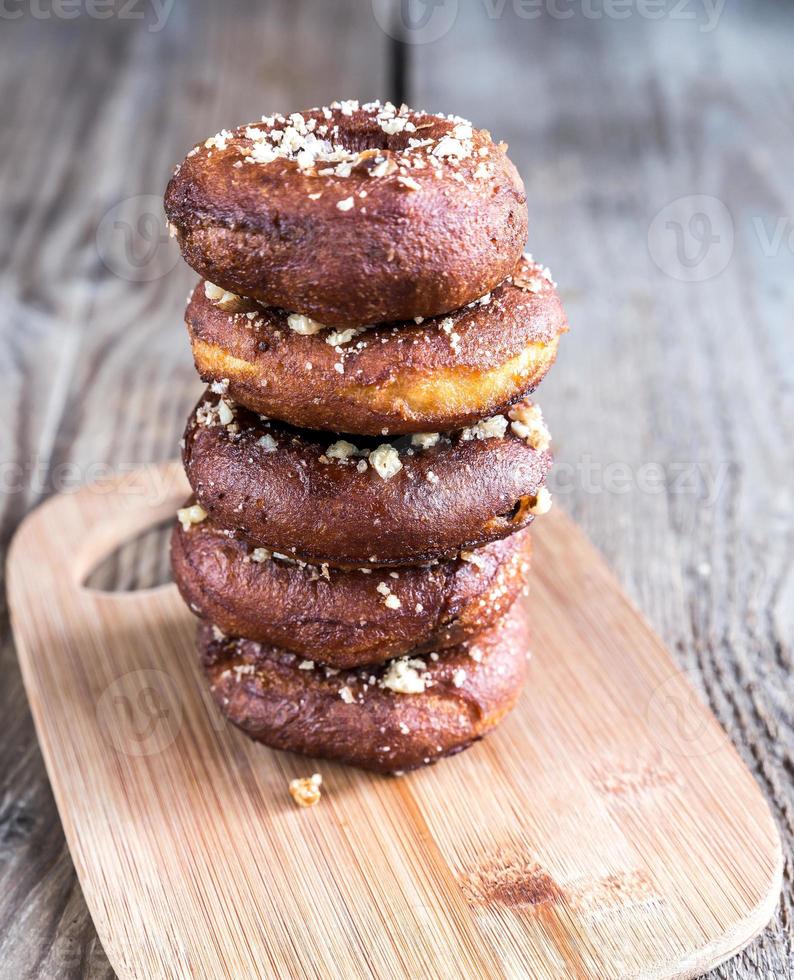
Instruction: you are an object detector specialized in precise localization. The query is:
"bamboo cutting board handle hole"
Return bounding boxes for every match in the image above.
[82,516,175,594]
[67,462,189,592]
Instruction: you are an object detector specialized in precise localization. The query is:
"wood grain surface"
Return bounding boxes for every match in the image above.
[6,462,782,980]
[0,1,791,977]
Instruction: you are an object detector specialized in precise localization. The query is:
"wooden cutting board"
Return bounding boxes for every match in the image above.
[7,462,781,980]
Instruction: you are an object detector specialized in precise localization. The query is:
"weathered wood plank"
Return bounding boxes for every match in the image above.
[413,4,794,977]
[0,3,388,977]
[2,0,791,976]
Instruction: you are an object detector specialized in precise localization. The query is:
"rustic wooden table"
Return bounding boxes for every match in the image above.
[0,1,791,976]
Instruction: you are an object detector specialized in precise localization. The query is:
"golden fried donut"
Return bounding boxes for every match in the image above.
[165,101,527,327]
[187,255,567,436]
[182,392,553,566]
[172,514,531,667]
[199,602,529,773]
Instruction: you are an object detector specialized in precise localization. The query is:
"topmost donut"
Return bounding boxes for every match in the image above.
[165,100,528,327]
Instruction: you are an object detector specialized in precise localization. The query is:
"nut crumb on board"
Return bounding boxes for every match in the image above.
[289,773,322,808]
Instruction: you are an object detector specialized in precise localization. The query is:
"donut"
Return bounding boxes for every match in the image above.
[199,602,529,773]
[182,392,553,566]
[172,515,532,667]
[187,254,567,436]
[165,101,528,327]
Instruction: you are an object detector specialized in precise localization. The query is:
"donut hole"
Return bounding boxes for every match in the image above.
[314,113,446,158]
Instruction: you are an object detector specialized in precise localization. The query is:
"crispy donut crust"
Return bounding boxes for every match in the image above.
[199,603,529,773]
[165,104,528,326]
[182,393,552,566]
[172,517,531,667]
[187,255,567,435]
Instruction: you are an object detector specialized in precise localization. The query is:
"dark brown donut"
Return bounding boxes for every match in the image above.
[172,514,532,667]
[165,101,528,327]
[182,392,553,566]
[199,602,529,773]
[186,255,567,436]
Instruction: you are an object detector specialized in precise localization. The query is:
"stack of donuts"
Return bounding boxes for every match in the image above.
[165,100,568,773]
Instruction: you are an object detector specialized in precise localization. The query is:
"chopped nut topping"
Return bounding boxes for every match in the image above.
[452,669,467,688]
[379,114,416,136]
[287,313,326,335]
[196,401,220,427]
[326,326,364,346]
[204,130,232,151]
[217,398,235,426]
[508,402,551,451]
[250,547,271,563]
[460,415,509,441]
[339,686,356,704]
[369,444,403,480]
[257,433,277,452]
[411,432,439,449]
[377,580,403,610]
[460,550,486,570]
[209,378,230,395]
[380,657,428,694]
[204,281,245,312]
[197,105,484,188]
[432,134,472,160]
[327,439,358,460]
[177,504,207,531]
[369,156,399,178]
[527,487,553,515]
[513,259,555,292]
[336,196,355,211]
[289,773,322,808]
